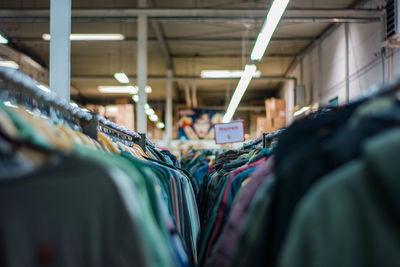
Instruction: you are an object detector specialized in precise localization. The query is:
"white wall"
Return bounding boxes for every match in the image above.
[281,0,398,124]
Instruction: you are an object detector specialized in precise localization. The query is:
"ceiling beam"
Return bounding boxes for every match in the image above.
[170,53,297,58]
[12,37,315,43]
[71,75,295,82]
[0,8,383,22]
[147,0,173,70]
[74,96,267,111]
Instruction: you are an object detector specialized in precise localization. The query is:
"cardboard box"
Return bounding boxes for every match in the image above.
[265,118,274,133]
[273,117,286,130]
[255,117,277,136]
[266,98,286,119]
[256,117,266,137]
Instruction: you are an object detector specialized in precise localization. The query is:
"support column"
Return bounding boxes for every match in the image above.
[136,12,148,133]
[50,0,71,101]
[184,80,192,108]
[191,80,198,108]
[345,23,350,103]
[165,69,173,145]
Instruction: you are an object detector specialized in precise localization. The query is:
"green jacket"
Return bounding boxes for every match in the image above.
[279,128,400,267]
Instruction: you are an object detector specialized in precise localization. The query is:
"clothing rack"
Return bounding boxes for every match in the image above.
[97,116,146,151]
[0,67,146,150]
[263,128,285,149]
[243,135,263,149]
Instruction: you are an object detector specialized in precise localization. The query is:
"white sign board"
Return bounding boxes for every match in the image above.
[214,121,245,144]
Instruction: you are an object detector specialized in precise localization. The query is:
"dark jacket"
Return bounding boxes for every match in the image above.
[279,129,400,267]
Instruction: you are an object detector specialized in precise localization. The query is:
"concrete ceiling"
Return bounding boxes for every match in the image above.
[0,0,368,107]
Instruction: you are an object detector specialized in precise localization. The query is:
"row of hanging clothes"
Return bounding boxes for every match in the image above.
[180,149,227,195]
[188,78,400,267]
[181,138,276,267]
[0,67,200,267]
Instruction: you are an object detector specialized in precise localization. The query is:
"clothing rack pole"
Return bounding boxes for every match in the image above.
[81,112,99,140]
[0,67,147,144]
[97,115,147,151]
[0,67,92,122]
[139,133,147,152]
[262,128,285,149]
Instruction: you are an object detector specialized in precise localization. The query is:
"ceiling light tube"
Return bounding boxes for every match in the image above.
[114,72,130,84]
[201,70,261,79]
[98,85,138,94]
[149,114,159,122]
[132,95,139,103]
[222,64,257,123]
[145,86,152,94]
[156,122,165,129]
[145,108,155,116]
[251,0,290,61]
[0,34,8,44]
[0,61,19,69]
[42,33,125,41]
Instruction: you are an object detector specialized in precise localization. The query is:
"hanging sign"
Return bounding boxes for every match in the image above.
[214,121,245,144]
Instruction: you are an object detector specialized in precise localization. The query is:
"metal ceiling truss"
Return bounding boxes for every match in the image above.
[11,37,315,43]
[71,75,295,82]
[0,8,383,23]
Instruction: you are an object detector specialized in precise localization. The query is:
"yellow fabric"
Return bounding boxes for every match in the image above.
[13,108,73,152]
[98,133,120,154]
[0,108,19,139]
[241,177,253,188]
[56,125,84,145]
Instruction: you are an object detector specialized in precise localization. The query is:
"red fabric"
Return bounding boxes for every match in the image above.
[204,158,266,259]
[208,165,216,174]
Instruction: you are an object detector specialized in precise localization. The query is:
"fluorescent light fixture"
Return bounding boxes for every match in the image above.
[0,61,19,69]
[201,70,261,79]
[37,84,51,93]
[134,85,153,93]
[132,95,139,102]
[98,85,138,94]
[42,33,125,41]
[114,72,130,84]
[4,101,17,108]
[156,122,165,129]
[222,64,257,123]
[144,104,150,110]
[149,114,159,122]
[145,108,155,116]
[0,34,8,44]
[294,106,310,116]
[250,0,290,61]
